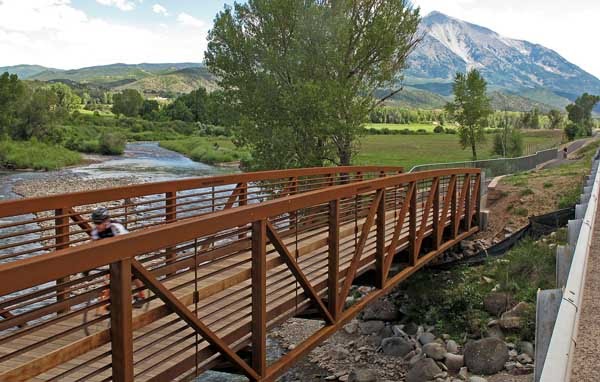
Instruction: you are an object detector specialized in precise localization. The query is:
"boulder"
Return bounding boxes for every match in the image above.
[404,322,419,336]
[499,302,531,330]
[348,369,377,382]
[418,332,436,345]
[444,353,464,372]
[406,358,442,382]
[486,325,505,341]
[469,377,488,382]
[380,325,394,339]
[483,292,515,316]
[381,336,413,357]
[517,353,533,364]
[362,299,400,322]
[446,340,459,354]
[423,343,446,361]
[463,338,509,375]
[518,341,534,358]
[344,321,359,335]
[359,320,385,335]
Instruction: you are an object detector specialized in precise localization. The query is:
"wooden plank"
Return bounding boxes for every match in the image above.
[110,259,133,382]
[251,221,266,378]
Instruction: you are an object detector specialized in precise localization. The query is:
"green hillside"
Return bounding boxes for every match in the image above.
[114,67,217,96]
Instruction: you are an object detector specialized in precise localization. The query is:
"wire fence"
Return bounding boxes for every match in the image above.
[409,147,559,178]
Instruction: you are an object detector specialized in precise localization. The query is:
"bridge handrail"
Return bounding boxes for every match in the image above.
[0,165,402,264]
[0,166,402,216]
[0,167,476,298]
[540,152,600,381]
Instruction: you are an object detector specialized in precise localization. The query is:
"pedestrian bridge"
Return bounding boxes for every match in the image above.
[0,166,481,382]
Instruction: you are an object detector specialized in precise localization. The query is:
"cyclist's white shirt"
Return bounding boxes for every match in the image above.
[91,222,128,240]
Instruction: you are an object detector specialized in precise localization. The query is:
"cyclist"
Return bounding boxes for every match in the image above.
[91,207,146,314]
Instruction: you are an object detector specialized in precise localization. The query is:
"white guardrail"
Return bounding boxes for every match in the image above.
[539,149,600,381]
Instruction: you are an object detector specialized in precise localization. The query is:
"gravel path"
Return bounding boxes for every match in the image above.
[571,205,600,381]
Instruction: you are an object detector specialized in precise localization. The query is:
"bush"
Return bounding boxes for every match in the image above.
[99,132,126,155]
[433,125,445,134]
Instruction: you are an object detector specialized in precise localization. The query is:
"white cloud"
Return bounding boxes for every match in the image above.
[177,12,206,29]
[412,0,600,79]
[0,0,208,69]
[152,3,167,16]
[96,0,136,11]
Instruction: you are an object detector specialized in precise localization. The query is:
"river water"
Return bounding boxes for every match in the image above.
[0,142,277,382]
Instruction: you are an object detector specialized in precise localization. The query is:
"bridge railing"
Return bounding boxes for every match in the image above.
[0,166,402,265]
[0,168,479,382]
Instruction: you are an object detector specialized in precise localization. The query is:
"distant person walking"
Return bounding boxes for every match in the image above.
[563,146,568,159]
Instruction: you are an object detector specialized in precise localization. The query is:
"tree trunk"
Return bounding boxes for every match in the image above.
[471,140,477,161]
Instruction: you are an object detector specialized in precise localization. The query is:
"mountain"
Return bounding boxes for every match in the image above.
[406,11,600,107]
[0,64,58,79]
[28,63,202,86]
[114,67,217,96]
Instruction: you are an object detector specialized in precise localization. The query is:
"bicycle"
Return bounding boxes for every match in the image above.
[80,267,152,336]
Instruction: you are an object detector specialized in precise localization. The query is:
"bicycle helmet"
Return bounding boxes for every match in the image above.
[91,207,110,224]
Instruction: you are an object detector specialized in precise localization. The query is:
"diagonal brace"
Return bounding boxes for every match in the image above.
[266,222,334,324]
[130,259,259,381]
[338,189,383,312]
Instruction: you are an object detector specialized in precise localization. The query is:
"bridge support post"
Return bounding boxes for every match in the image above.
[376,190,386,289]
[252,220,267,378]
[55,208,70,314]
[165,190,177,268]
[409,182,418,266]
[328,200,340,319]
[110,258,134,382]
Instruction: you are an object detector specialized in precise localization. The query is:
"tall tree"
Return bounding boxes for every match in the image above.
[445,69,492,160]
[547,109,564,130]
[112,89,144,117]
[0,72,27,138]
[566,93,600,137]
[206,0,421,169]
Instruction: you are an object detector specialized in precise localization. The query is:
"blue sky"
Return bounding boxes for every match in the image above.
[0,0,598,78]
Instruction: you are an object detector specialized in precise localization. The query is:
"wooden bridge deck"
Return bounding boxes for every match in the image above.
[0,167,480,382]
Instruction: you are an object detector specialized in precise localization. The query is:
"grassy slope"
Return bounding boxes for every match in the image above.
[0,140,82,170]
[160,137,250,165]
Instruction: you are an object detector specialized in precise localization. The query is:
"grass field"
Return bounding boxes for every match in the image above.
[354,130,563,169]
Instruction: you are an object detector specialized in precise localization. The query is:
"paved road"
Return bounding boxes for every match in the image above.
[540,138,591,169]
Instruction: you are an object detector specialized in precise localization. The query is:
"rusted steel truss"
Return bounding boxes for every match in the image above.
[0,167,480,382]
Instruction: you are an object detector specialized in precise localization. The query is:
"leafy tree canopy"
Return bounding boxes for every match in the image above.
[112,89,144,117]
[206,0,421,169]
[445,69,493,160]
[566,93,599,137]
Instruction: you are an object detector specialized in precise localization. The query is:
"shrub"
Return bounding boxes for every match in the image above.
[99,132,126,155]
[433,125,445,134]
[0,139,81,170]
